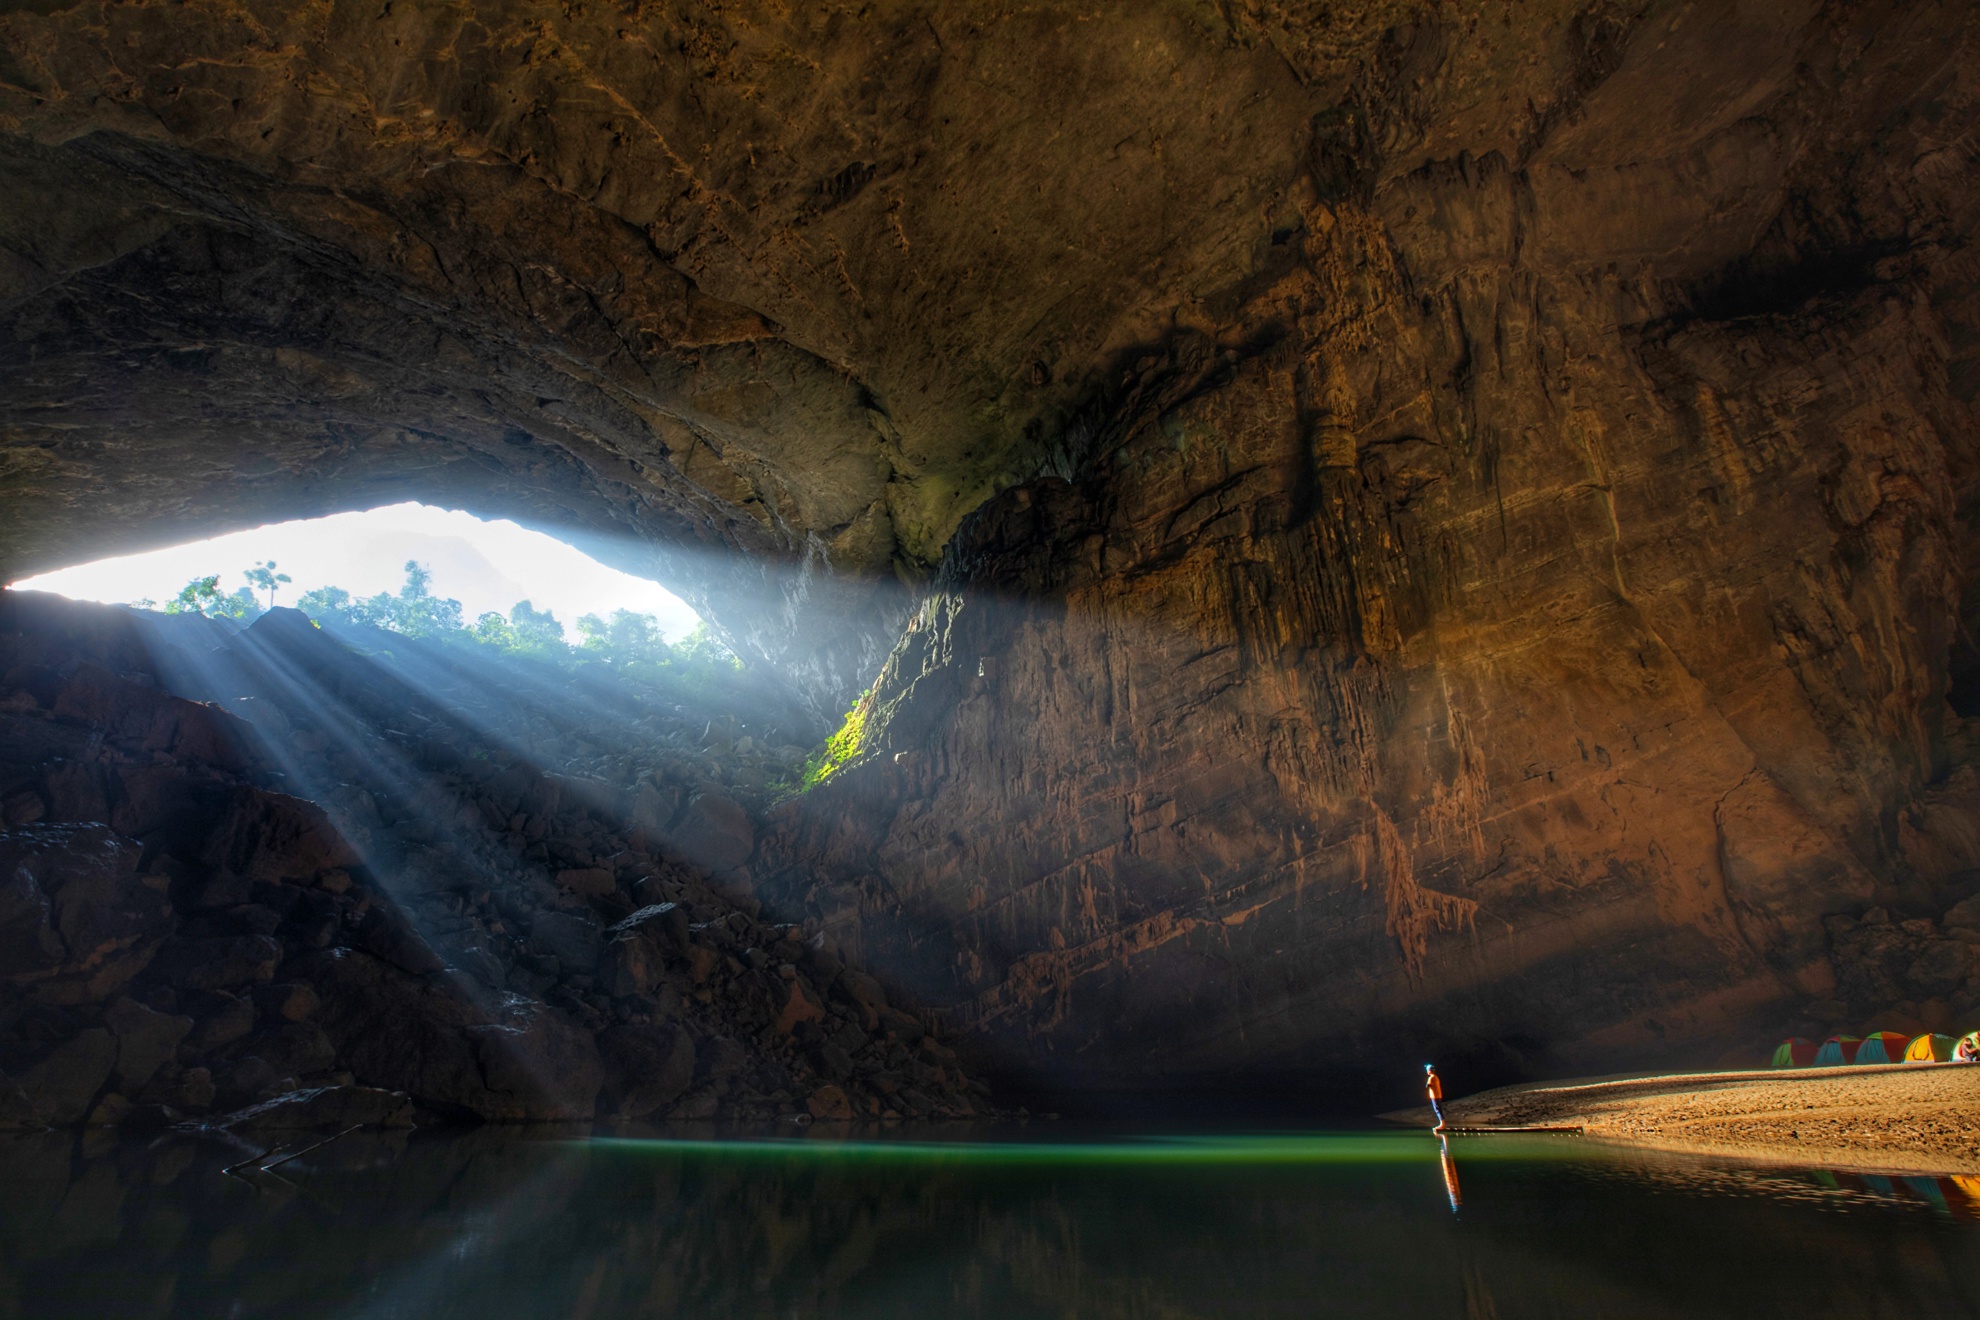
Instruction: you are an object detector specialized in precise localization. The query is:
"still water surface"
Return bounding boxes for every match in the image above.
[3,1125,1977,1317]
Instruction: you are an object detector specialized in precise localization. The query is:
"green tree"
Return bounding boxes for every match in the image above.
[288,566,747,701]
[575,609,672,665]
[506,600,566,655]
[673,621,740,669]
[162,574,262,620]
[386,560,464,636]
[299,562,463,637]
[471,610,518,649]
[243,559,292,608]
[295,584,357,625]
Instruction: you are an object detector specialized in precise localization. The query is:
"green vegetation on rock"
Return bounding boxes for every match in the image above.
[802,689,873,788]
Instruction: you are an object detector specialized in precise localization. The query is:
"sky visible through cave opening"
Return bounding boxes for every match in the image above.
[6,502,703,640]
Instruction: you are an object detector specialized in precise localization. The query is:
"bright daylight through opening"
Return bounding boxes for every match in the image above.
[8,503,703,645]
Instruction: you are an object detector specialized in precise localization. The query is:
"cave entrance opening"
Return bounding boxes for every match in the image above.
[0,496,830,1118]
[4,494,823,895]
[6,501,704,650]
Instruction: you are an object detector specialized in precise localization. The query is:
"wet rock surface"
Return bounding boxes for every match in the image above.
[0,592,991,1127]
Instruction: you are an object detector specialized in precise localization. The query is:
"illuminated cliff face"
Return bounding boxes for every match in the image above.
[4,2,1980,1085]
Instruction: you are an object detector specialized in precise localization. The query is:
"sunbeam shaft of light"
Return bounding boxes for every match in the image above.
[131,610,592,1104]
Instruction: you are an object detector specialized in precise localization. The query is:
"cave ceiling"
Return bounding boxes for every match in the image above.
[4,1,1940,710]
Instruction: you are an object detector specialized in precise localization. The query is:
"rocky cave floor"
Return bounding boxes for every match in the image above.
[0,589,993,1137]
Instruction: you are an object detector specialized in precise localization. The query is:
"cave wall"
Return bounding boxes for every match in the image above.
[755,1,1980,1086]
[5,2,1980,1085]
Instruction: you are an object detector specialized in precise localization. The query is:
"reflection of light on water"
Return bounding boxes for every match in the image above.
[7,1128,1980,1319]
[589,1130,1592,1167]
[1563,1149,1980,1219]
[1438,1135,1461,1213]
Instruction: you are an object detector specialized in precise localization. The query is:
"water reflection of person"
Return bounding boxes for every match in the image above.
[1438,1134,1463,1213]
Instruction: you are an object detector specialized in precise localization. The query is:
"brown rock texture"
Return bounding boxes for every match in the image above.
[2,4,1980,1092]
[0,591,990,1125]
[747,5,1980,1088]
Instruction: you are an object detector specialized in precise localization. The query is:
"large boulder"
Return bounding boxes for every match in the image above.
[104,997,192,1093]
[596,1024,696,1119]
[292,948,494,1118]
[1907,941,1973,998]
[50,664,251,769]
[529,912,601,975]
[0,824,172,1004]
[199,786,356,885]
[354,905,446,975]
[667,792,754,873]
[295,948,603,1121]
[0,1071,35,1128]
[466,998,605,1121]
[14,1028,116,1126]
[596,904,687,998]
[598,934,663,999]
[151,934,282,991]
[241,1022,340,1079]
[610,902,690,951]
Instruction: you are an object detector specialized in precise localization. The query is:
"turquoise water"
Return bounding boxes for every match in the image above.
[3,1126,1977,1317]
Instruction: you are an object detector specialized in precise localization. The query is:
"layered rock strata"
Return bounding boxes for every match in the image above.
[752,0,1980,1088]
[755,233,1980,1089]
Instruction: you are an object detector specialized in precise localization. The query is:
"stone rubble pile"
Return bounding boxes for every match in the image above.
[0,590,993,1129]
[1812,897,1980,1040]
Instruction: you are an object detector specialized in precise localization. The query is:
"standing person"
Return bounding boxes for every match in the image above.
[1425,1063,1447,1133]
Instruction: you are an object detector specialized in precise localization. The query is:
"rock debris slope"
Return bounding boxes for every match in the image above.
[0,591,989,1126]
[2,4,1980,1089]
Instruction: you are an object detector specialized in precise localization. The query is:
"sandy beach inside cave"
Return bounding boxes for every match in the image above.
[1391,1064,1980,1175]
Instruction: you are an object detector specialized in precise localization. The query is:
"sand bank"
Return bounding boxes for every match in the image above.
[1393,1063,1980,1175]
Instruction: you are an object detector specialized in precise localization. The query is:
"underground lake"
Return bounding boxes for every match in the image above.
[4,1125,1977,1318]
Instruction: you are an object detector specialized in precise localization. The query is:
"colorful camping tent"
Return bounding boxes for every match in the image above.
[1957,1031,1980,1063]
[1904,1033,1956,1062]
[1770,1038,1816,1068]
[1813,1035,1862,1066]
[1855,1030,1911,1064]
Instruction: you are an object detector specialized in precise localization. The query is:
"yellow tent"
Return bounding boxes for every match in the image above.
[1904,1033,1955,1062]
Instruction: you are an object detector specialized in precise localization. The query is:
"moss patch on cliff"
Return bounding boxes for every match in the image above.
[802,690,873,789]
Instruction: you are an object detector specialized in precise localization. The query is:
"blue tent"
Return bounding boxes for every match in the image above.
[1812,1035,1861,1066]
[1854,1031,1909,1065]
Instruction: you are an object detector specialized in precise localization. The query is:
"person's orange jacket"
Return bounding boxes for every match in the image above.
[1426,1071,1443,1100]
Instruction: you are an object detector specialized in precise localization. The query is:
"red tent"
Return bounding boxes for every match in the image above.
[1856,1030,1910,1065]
[1770,1038,1816,1068]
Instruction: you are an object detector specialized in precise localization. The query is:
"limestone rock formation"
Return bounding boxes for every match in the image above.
[3,3,1980,1093]
[0,592,990,1126]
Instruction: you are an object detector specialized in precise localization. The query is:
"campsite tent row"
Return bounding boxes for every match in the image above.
[1771,1030,1980,1068]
